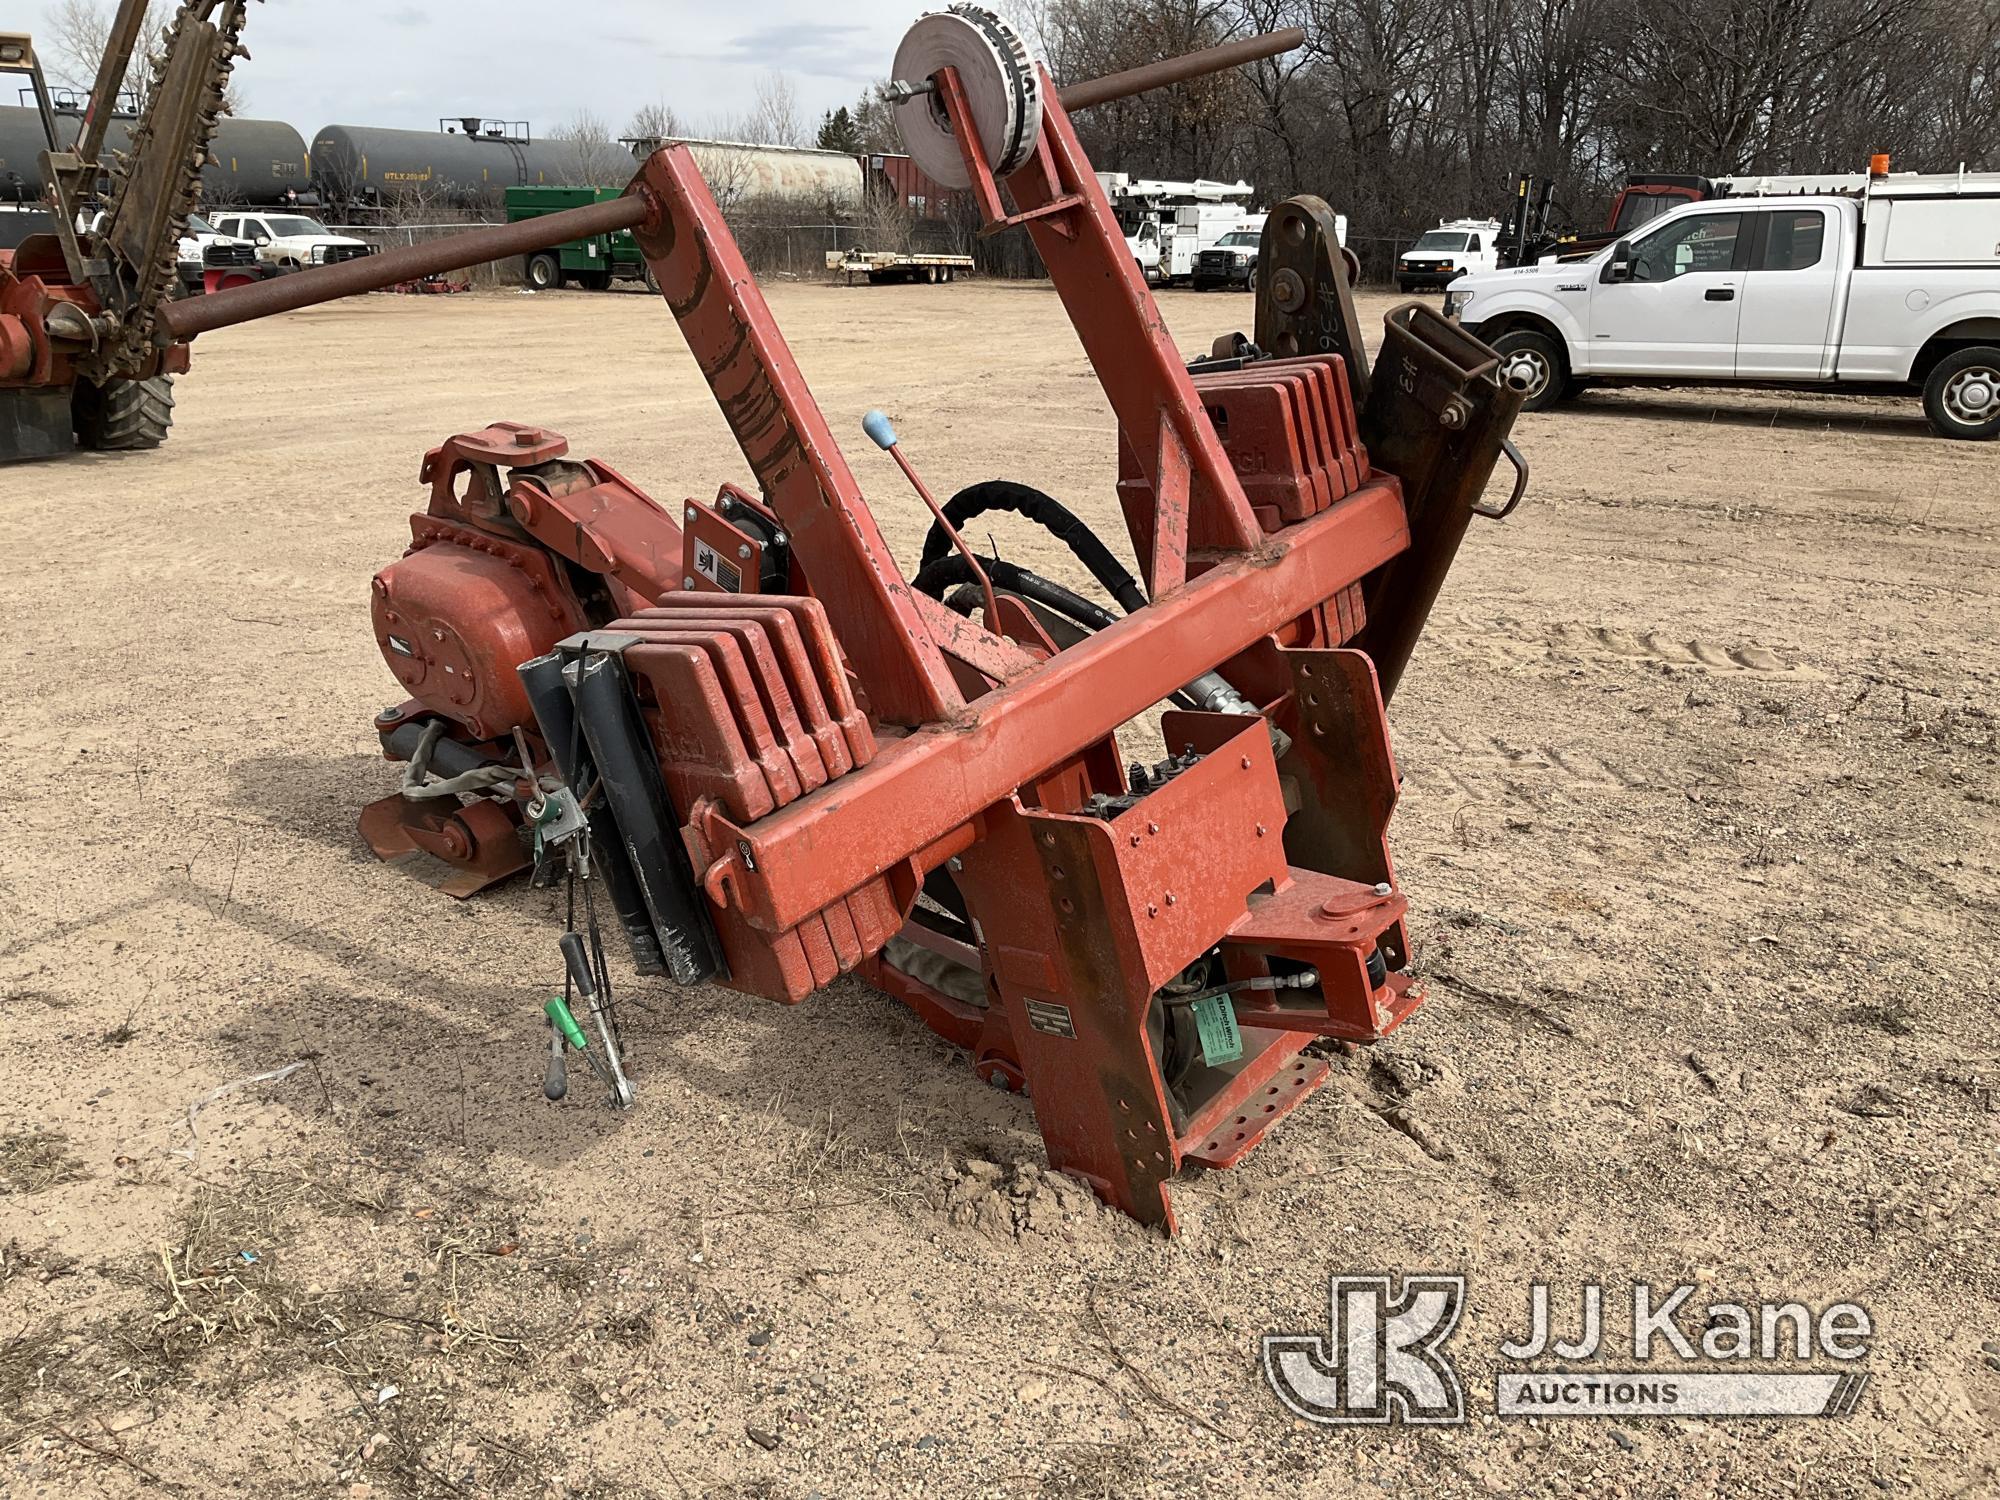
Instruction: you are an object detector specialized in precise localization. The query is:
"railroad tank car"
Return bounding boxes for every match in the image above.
[203,118,310,204]
[675,138,864,209]
[1,106,308,207]
[0,106,127,199]
[310,123,584,210]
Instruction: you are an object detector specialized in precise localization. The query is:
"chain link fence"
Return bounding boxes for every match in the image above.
[318,204,1421,289]
[322,220,516,287]
[325,215,893,286]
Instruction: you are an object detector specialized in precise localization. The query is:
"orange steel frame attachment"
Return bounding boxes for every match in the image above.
[358,50,1434,1233]
[568,77,1424,1232]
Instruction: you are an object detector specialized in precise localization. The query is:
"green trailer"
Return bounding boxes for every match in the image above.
[503,186,655,291]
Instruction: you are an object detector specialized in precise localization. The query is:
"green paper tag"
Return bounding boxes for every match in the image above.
[1191,994,1243,1065]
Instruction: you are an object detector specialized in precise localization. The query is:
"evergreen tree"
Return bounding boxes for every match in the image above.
[816,105,863,153]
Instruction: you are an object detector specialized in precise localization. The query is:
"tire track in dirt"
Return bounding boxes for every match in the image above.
[1438,612,1822,677]
[1399,726,1640,806]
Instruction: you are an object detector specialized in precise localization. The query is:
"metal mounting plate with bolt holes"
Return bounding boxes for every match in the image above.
[893,5,1043,189]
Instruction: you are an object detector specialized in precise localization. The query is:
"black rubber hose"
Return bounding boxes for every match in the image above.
[914,553,1199,711]
[920,480,1149,615]
[912,552,1121,630]
[916,481,1263,718]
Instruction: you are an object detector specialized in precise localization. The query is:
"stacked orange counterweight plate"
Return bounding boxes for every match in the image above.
[1121,352,1369,539]
[591,595,894,1002]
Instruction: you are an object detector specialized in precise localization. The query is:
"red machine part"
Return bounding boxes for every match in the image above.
[202,266,263,294]
[350,31,1489,1232]
[601,595,895,1004]
[0,249,68,387]
[357,784,531,900]
[371,512,587,744]
[1,238,190,392]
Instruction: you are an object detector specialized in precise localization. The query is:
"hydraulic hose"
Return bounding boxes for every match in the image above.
[1161,968,1321,1008]
[915,554,1200,712]
[916,482,1261,721]
[919,481,1149,616]
[912,552,1121,631]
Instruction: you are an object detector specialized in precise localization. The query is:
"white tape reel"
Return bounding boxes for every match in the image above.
[892,6,1045,190]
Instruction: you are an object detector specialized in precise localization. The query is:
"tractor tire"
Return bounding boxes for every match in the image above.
[1342,247,1362,285]
[72,374,174,451]
[1488,329,1568,413]
[525,252,562,290]
[1922,345,2000,440]
[642,263,660,295]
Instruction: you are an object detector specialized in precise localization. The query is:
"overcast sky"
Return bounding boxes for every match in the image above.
[32,0,916,137]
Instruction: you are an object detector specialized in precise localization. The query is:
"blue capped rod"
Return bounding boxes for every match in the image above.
[863,409,1002,628]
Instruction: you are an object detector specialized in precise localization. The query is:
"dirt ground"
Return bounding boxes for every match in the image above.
[2,276,1995,1499]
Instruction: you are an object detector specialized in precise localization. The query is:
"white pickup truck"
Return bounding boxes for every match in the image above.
[82,208,260,295]
[210,211,376,272]
[1444,171,2000,438]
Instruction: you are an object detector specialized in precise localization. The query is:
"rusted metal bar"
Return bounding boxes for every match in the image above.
[630,144,967,728]
[1057,28,1305,112]
[75,0,154,165]
[158,193,647,337]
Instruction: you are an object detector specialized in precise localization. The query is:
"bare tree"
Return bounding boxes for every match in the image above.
[858,176,918,252]
[41,0,243,114]
[43,0,166,106]
[850,83,905,154]
[1928,0,2000,165]
[740,72,807,146]
[551,108,632,185]
[1026,0,1995,279]
[624,100,681,158]
[586,0,1996,277]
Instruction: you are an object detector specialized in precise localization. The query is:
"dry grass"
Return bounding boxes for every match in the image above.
[0,1130,87,1196]
[0,1157,611,1493]
[145,1185,346,1370]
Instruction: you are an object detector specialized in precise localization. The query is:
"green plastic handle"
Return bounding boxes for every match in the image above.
[544,995,588,1050]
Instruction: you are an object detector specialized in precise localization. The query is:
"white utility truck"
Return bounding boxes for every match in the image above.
[1095,173,1257,284]
[1445,166,2000,438]
[1171,201,1264,281]
[1397,218,1502,291]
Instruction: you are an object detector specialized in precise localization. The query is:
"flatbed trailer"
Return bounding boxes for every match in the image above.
[826,249,973,284]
